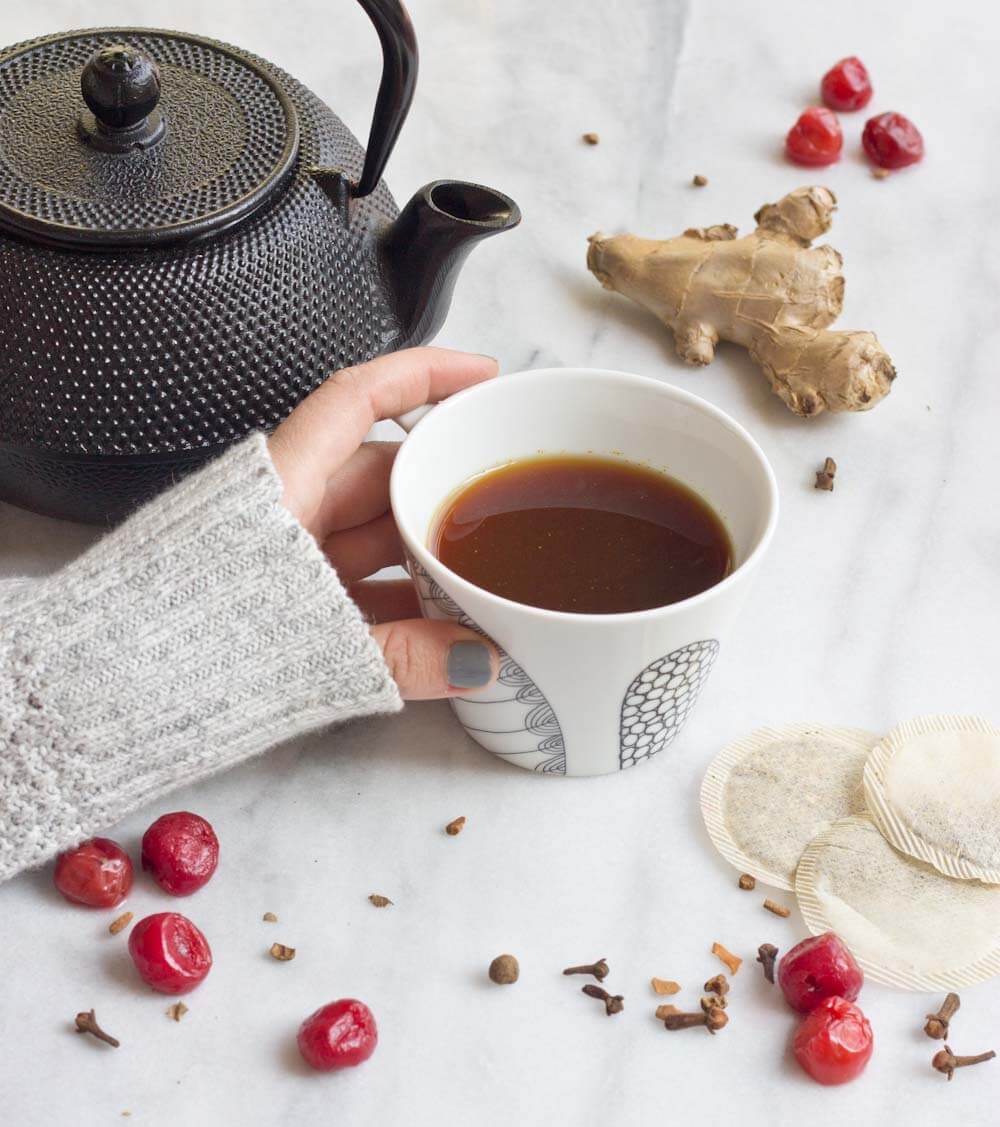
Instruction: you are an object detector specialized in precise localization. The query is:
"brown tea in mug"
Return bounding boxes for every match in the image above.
[431,454,732,614]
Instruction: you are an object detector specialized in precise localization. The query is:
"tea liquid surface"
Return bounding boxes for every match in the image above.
[432,454,732,614]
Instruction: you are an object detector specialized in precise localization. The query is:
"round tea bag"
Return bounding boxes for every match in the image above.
[864,715,1000,884]
[700,724,877,890]
[795,815,1000,990]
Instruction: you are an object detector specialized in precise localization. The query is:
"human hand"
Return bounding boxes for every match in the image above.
[268,348,500,700]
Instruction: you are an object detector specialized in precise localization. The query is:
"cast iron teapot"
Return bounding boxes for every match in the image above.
[0,0,520,523]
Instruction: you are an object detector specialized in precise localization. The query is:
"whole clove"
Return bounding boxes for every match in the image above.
[925,994,961,1040]
[562,958,609,982]
[74,1009,119,1048]
[738,873,756,891]
[815,456,837,491]
[932,1045,995,1081]
[581,984,624,1015]
[662,1006,728,1034]
[757,943,779,984]
[763,898,791,918]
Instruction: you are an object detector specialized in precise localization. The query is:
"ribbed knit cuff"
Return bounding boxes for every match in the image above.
[0,434,401,881]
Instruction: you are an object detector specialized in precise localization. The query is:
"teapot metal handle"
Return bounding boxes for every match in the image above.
[352,0,418,199]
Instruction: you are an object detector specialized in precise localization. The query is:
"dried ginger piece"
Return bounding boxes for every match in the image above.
[108,912,133,935]
[764,899,791,918]
[650,977,681,995]
[711,943,742,975]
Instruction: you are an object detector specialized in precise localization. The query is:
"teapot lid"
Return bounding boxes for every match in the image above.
[0,29,299,247]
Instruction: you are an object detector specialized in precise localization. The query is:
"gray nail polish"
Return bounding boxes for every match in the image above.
[447,641,492,689]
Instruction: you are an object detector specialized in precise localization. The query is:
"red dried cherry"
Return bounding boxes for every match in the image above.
[141,811,219,896]
[53,838,133,908]
[820,57,873,112]
[785,107,843,166]
[128,912,212,994]
[297,999,378,1071]
[862,112,924,169]
[778,932,863,1013]
[793,996,874,1085]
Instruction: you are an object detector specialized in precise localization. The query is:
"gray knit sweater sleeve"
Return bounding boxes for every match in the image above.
[0,434,402,883]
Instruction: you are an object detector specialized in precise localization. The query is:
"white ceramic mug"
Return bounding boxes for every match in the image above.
[390,368,778,777]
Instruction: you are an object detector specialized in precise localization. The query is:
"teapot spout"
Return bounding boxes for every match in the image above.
[381,180,520,348]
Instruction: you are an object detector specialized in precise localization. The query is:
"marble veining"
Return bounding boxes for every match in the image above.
[2,0,999,1124]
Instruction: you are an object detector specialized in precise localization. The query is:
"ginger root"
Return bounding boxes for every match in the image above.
[587,186,895,417]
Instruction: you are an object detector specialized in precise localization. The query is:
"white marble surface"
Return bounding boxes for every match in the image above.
[2,0,999,1123]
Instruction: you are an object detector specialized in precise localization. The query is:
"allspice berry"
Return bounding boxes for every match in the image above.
[488,953,519,985]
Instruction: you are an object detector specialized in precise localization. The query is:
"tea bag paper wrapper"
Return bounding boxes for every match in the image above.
[700,724,876,890]
[864,715,1000,884]
[795,815,1000,990]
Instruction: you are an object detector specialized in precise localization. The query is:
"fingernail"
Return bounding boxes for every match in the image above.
[447,641,492,689]
[475,353,498,363]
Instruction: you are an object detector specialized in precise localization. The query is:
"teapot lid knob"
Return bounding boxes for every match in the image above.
[79,45,165,151]
[0,29,299,246]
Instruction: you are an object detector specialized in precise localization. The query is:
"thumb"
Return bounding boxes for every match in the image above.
[371,620,500,701]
